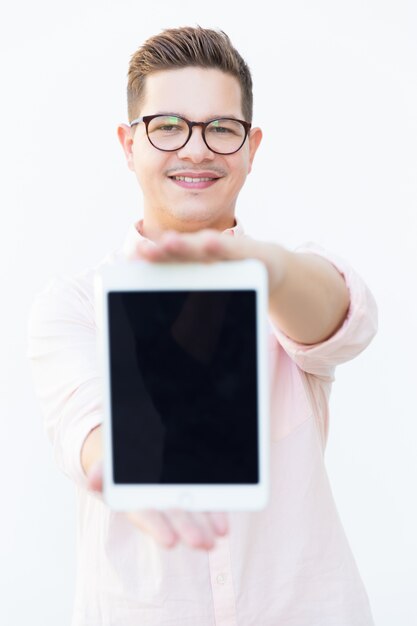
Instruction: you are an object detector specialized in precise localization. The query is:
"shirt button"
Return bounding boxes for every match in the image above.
[216,573,227,585]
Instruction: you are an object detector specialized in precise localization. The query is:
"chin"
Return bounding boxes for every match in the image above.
[165,203,225,226]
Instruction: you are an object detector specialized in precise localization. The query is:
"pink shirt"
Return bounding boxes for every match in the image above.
[27,220,378,626]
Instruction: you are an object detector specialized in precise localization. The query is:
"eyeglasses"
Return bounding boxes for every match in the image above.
[129,114,252,155]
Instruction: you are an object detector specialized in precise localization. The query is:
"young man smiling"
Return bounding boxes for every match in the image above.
[28,26,377,626]
[120,65,260,238]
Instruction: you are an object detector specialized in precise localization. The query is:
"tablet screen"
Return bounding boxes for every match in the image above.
[108,290,259,485]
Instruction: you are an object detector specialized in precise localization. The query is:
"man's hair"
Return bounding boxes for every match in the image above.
[127,26,253,124]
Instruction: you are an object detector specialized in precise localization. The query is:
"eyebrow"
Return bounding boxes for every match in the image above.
[154,112,242,121]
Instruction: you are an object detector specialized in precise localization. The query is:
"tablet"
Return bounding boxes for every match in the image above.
[94,259,269,511]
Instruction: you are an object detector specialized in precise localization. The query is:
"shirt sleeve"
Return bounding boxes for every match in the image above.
[270,242,378,380]
[27,274,102,488]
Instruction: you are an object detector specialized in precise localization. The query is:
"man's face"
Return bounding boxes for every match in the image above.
[118,67,262,236]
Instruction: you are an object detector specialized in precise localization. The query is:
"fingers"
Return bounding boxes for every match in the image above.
[207,511,229,536]
[164,510,212,549]
[125,238,157,261]
[159,231,224,262]
[126,509,229,551]
[131,230,256,263]
[126,509,179,549]
[138,230,223,263]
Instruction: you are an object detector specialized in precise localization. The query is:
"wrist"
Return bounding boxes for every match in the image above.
[257,241,289,297]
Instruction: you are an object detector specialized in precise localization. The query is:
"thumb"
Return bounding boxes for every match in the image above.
[87,460,103,493]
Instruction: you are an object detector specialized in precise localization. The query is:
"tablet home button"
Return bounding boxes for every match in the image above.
[178,493,193,508]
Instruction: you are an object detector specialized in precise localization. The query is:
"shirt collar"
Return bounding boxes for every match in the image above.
[122,217,244,259]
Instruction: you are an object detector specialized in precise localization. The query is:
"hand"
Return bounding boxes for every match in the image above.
[86,457,229,551]
[133,229,350,346]
[85,230,268,549]
[128,229,287,296]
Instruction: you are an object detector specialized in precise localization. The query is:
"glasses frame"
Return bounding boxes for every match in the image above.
[129,114,252,155]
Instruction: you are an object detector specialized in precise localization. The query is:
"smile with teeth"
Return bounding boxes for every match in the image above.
[171,176,217,182]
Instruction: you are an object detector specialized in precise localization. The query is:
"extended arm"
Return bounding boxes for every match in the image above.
[264,245,350,345]
[131,231,350,346]
[78,230,351,552]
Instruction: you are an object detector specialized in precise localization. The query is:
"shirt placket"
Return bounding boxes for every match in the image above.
[208,536,237,626]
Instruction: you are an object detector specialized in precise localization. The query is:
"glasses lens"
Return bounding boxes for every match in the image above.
[147,115,189,150]
[205,119,246,153]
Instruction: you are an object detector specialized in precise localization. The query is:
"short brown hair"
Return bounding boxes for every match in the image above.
[126,26,253,124]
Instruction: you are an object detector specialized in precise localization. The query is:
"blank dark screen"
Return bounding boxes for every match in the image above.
[108,290,259,484]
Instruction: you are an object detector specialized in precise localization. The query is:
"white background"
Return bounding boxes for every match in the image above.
[1,1,416,624]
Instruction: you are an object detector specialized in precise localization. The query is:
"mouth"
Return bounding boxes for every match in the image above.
[168,172,223,190]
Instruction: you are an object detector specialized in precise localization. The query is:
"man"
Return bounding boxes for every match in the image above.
[28,26,378,626]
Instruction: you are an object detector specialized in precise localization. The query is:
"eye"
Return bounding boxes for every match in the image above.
[207,120,243,136]
[210,125,232,134]
[157,124,182,132]
[148,116,187,134]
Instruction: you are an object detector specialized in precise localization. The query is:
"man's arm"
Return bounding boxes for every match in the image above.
[131,231,350,346]
[28,279,228,552]
[81,424,103,478]
[262,245,350,345]
[81,424,229,550]
[81,232,350,550]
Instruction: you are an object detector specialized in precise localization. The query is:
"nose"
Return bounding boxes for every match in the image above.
[176,125,215,162]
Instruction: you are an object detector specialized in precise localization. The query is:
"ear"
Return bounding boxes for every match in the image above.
[117,123,136,171]
[247,127,263,174]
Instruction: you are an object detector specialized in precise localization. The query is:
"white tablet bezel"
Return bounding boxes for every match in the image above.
[95,259,269,511]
